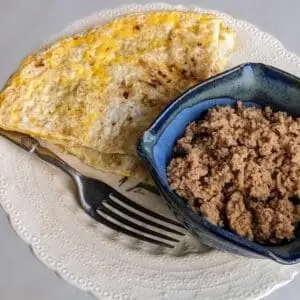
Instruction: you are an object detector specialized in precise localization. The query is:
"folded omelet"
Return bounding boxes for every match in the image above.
[0,11,235,180]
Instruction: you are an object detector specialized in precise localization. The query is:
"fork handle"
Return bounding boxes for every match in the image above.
[0,129,78,178]
[33,143,78,177]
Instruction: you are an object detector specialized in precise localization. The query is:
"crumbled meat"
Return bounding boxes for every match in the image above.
[168,102,300,244]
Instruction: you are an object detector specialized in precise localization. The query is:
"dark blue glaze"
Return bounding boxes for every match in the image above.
[137,63,300,264]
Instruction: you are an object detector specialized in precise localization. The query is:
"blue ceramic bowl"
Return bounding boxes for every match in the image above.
[137,63,300,264]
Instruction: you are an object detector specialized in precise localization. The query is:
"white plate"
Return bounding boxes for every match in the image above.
[1,3,300,300]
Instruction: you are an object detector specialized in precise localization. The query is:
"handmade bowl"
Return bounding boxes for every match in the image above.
[137,63,300,264]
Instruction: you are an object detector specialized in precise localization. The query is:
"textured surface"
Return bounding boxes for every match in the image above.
[0,1,300,300]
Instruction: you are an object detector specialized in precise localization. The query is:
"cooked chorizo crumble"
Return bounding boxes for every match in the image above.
[167,101,300,244]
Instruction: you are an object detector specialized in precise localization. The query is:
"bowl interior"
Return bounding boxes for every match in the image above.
[153,98,260,182]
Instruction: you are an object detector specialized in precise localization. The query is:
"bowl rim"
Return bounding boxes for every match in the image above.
[137,62,300,264]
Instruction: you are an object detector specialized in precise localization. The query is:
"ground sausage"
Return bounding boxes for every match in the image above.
[168,101,300,244]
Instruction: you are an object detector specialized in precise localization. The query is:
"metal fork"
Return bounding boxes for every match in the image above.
[0,129,185,248]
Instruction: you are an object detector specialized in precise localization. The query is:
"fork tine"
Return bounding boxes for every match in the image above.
[109,191,185,228]
[89,209,175,248]
[100,205,180,242]
[106,196,185,236]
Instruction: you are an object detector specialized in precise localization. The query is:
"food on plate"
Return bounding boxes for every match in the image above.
[0,11,235,179]
[56,142,151,181]
[168,101,300,244]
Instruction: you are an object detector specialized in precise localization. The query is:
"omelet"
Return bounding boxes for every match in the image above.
[0,11,235,179]
[58,142,152,182]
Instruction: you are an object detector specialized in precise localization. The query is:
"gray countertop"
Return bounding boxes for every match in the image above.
[0,1,299,299]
